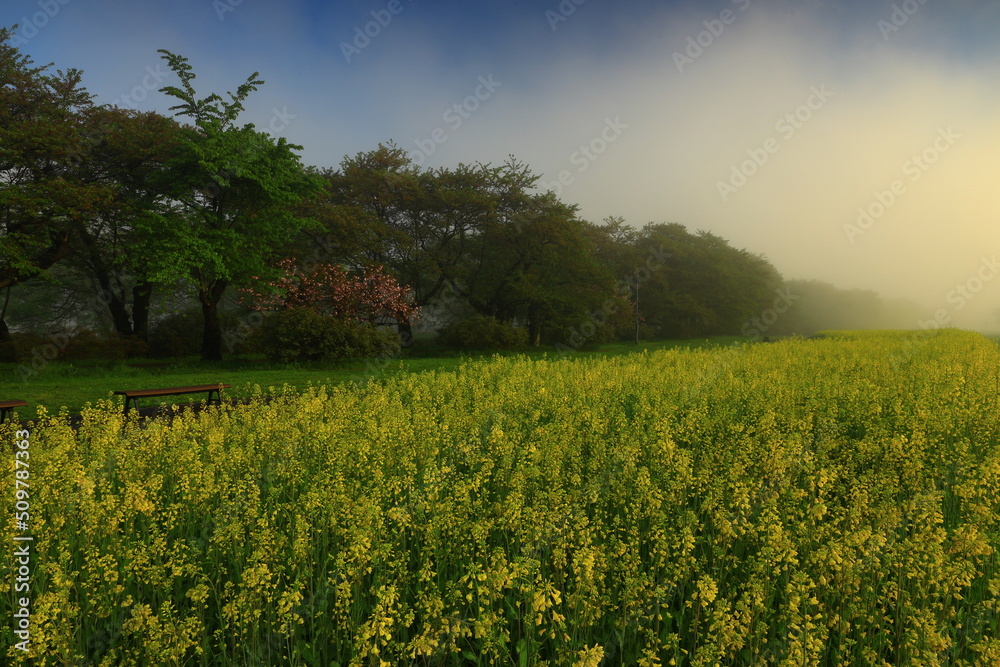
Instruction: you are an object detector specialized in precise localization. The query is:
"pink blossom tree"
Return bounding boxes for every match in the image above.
[241,259,419,328]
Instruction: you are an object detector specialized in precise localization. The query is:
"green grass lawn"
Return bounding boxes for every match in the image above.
[0,336,746,417]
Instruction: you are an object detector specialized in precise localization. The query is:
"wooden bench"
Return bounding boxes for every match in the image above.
[0,400,28,423]
[113,384,231,416]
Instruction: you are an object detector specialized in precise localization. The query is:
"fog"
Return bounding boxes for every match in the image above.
[436,6,1000,331]
[6,0,1000,330]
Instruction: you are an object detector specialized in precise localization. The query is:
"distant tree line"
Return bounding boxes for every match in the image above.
[2,26,906,363]
[763,280,925,337]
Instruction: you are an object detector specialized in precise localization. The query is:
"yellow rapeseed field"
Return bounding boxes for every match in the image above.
[3,329,1000,665]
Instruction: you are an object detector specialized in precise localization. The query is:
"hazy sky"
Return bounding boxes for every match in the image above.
[5,0,1000,328]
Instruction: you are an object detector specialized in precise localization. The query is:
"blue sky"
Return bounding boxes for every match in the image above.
[5,0,1000,327]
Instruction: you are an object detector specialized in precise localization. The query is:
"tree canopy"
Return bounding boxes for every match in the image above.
[1,27,807,363]
[140,49,323,360]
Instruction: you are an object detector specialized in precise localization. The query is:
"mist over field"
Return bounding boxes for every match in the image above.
[4,0,1000,331]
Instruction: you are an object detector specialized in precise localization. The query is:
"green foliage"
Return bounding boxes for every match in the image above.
[66,107,184,339]
[260,308,400,363]
[546,318,619,351]
[318,147,626,346]
[144,50,323,360]
[467,193,627,345]
[438,315,529,350]
[0,27,105,290]
[626,222,783,338]
[156,49,263,128]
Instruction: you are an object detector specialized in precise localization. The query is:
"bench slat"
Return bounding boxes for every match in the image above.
[114,384,231,398]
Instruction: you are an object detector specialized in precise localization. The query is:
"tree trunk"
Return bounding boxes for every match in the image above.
[77,230,128,334]
[0,317,15,363]
[527,305,543,347]
[529,323,542,347]
[397,319,414,348]
[0,287,15,362]
[199,279,228,361]
[106,288,133,336]
[132,281,152,341]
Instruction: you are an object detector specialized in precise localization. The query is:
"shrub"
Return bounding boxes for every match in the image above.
[148,309,254,358]
[259,308,401,363]
[437,315,528,350]
[6,329,148,363]
[546,319,621,350]
[61,330,149,360]
[147,309,204,358]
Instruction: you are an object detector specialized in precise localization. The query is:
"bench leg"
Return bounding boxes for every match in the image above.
[123,397,140,416]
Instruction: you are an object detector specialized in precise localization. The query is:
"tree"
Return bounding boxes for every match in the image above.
[319,145,534,344]
[458,192,626,346]
[0,26,113,356]
[631,223,782,338]
[240,258,419,326]
[145,50,322,360]
[66,106,184,341]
